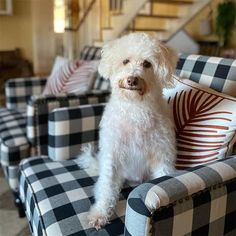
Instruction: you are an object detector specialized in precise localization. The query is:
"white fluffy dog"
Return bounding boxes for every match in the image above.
[78,32,178,229]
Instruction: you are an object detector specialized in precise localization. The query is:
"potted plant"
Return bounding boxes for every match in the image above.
[216,0,236,48]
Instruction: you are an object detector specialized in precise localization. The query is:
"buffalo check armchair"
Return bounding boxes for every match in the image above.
[19,53,236,236]
[0,46,110,216]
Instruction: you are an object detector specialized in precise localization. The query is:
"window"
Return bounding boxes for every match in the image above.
[54,0,65,33]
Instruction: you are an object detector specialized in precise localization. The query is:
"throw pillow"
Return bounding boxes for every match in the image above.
[164,76,236,169]
[43,59,99,95]
[50,56,69,76]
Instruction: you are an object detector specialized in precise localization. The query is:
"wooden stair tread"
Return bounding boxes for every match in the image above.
[111,12,124,16]
[152,0,194,5]
[131,28,168,32]
[137,14,180,19]
[102,27,113,30]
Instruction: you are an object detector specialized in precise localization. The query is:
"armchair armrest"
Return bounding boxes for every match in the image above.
[5,76,47,109]
[125,156,236,236]
[48,103,106,160]
[27,91,110,156]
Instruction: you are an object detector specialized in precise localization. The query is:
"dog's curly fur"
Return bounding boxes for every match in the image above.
[78,32,178,229]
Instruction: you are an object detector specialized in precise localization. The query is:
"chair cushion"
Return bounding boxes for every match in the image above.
[164,76,236,169]
[80,46,101,60]
[5,77,47,109]
[93,75,111,91]
[175,54,236,97]
[0,108,28,165]
[0,108,29,190]
[19,157,134,236]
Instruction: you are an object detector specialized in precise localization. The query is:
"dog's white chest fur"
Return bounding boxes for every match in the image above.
[112,118,151,182]
[98,98,173,183]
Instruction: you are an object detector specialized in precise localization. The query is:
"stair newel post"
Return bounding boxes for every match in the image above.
[131,19,135,32]
[64,30,76,60]
[151,0,154,15]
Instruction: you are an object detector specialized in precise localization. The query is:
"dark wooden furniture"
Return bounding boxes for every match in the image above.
[0,48,33,105]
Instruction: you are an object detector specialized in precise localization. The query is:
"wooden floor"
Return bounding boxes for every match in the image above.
[0,167,31,236]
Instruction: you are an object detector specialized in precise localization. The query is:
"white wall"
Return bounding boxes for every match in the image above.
[167,30,199,54]
[31,0,55,74]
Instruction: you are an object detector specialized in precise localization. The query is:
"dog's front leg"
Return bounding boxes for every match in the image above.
[151,151,176,179]
[88,153,123,230]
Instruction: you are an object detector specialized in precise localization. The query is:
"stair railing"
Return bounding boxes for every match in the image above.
[109,0,123,13]
[64,0,97,59]
[101,0,124,30]
[65,0,96,32]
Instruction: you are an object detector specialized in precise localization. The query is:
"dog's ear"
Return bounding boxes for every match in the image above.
[153,41,178,88]
[98,41,115,80]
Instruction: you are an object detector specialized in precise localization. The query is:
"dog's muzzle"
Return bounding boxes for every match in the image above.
[127,76,139,87]
[119,76,146,95]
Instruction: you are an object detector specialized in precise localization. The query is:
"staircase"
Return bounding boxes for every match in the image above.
[100,0,148,42]
[66,0,212,58]
[94,0,211,46]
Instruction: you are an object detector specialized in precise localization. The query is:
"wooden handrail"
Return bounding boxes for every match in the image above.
[65,0,96,32]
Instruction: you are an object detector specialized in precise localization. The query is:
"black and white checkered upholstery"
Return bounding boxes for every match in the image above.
[5,77,47,109]
[27,91,110,156]
[0,108,28,190]
[80,46,101,60]
[0,91,110,192]
[175,54,236,97]
[125,156,236,236]
[0,77,47,190]
[20,157,133,236]
[19,155,236,236]
[48,103,106,161]
[93,74,111,91]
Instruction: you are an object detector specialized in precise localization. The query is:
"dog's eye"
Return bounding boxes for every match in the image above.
[143,60,152,68]
[123,59,130,65]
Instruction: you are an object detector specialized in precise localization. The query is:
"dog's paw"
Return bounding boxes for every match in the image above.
[88,207,110,230]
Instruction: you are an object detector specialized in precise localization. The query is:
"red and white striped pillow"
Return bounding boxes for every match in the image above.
[43,59,99,95]
[164,76,236,169]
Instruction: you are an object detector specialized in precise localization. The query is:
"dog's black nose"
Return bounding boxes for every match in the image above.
[127,76,139,86]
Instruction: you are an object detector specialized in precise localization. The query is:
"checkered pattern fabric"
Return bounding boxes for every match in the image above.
[1,164,20,191]
[80,46,101,60]
[0,108,28,166]
[125,156,236,236]
[5,77,47,109]
[175,54,236,97]
[19,155,236,236]
[0,108,28,190]
[93,73,111,91]
[48,103,106,161]
[19,156,133,236]
[27,91,110,156]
